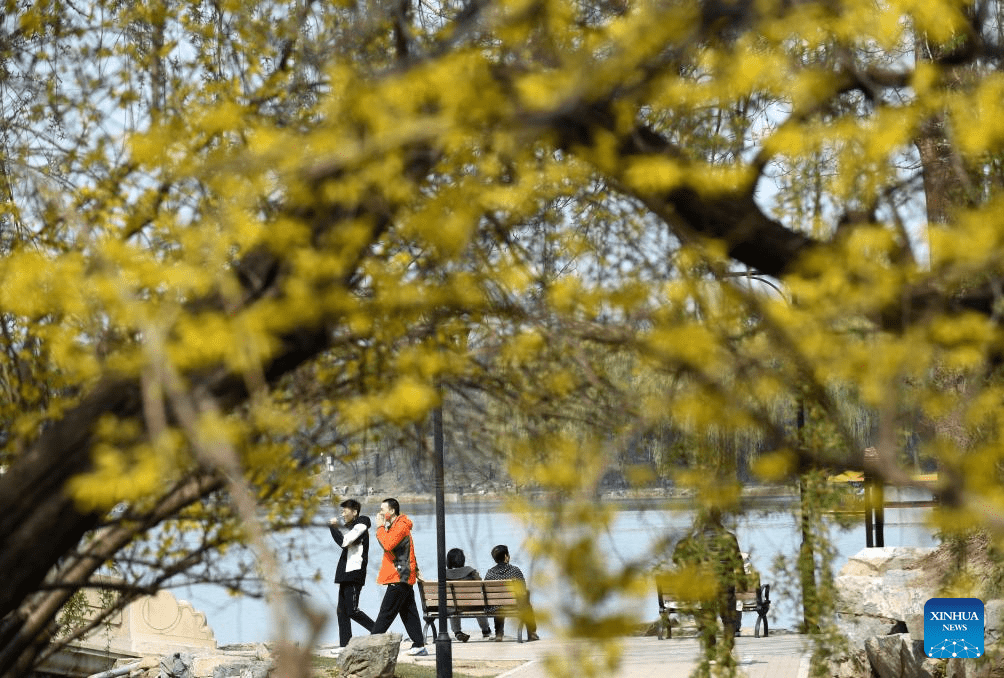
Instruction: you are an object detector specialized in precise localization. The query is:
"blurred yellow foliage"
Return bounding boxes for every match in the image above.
[7,0,1004,674]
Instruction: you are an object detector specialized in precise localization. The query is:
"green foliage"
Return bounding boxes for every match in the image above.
[54,585,117,643]
[53,592,90,641]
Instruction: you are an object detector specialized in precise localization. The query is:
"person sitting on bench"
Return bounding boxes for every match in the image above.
[445,548,493,642]
[483,544,539,642]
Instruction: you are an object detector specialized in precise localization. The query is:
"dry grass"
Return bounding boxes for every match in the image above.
[924,530,1004,598]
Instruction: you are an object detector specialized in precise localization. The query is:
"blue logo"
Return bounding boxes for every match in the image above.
[925,598,984,659]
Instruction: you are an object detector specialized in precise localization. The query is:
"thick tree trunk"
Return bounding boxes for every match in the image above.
[0,380,139,621]
[0,325,331,676]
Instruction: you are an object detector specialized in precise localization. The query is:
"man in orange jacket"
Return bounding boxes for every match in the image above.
[371,497,427,656]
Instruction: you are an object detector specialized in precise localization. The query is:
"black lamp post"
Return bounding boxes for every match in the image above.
[863,447,884,547]
[433,405,452,678]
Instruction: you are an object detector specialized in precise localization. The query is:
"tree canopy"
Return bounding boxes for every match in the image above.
[3,0,1004,675]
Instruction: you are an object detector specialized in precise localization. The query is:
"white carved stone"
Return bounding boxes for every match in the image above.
[75,588,217,657]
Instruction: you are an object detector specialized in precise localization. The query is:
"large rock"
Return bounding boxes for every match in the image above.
[865,634,939,678]
[838,548,937,577]
[836,548,938,621]
[160,652,194,678]
[203,644,274,678]
[985,600,1004,646]
[830,546,1004,678]
[904,613,925,641]
[129,644,274,678]
[829,547,939,678]
[836,612,902,647]
[337,633,402,678]
[211,660,271,678]
[946,655,999,678]
[828,648,872,678]
[835,547,938,646]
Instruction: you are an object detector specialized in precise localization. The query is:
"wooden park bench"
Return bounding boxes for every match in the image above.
[417,579,532,643]
[655,553,771,639]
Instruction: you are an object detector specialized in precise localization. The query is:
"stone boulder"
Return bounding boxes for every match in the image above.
[128,644,274,678]
[945,655,1001,678]
[828,547,938,678]
[827,647,871,678]
[160,652,194,678]
[828,546,1004,678]
[865,633,940,678]
[985,601,1004,646]
[211,660,271,678]
[835,547,939,645]
[337,633,402,678]
[207,644,273,678]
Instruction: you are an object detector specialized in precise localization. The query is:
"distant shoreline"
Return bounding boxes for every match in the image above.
[379,485,938,515]
[384,485,803,514]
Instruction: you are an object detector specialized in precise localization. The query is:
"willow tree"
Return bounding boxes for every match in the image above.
[3,0,1004,676]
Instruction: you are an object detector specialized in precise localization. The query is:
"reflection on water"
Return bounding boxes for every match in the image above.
[174,501,938,646]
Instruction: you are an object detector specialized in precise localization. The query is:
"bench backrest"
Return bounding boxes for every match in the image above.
[417,579,523,614]
[654,571,760,604]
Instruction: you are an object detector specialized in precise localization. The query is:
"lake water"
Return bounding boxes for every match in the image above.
[174,498,939,646]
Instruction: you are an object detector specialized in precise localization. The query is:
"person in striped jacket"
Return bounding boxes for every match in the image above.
[483,544,539,642]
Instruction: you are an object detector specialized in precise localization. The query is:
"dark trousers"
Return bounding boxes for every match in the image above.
[450,611,491,636]
[372,582,425,646]
[337,583,375,647]
[493,598,537,636]
[696,587,737,664]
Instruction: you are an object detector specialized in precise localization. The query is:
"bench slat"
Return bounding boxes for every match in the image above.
[425,611,519,619]
[418,579,531,643]
[418,581,524,607]
[421,602,522,606]
[433,590,515,599]
[419,591,519,603]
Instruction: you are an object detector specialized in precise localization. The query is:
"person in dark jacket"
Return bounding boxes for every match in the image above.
[672,507,747,667]
[483,544,539,642]
[329,498,375,649]
[445,548,492,642]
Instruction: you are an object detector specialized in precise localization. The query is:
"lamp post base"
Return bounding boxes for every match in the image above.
[435,631,452,678]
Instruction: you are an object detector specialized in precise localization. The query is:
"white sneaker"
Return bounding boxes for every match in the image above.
[406,646,428,656]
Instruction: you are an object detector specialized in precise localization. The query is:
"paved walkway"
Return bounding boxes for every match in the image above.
[390,633,813,678]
